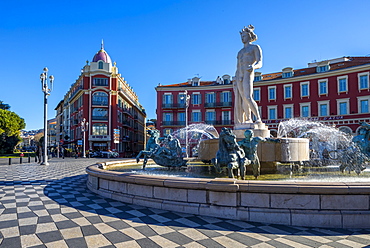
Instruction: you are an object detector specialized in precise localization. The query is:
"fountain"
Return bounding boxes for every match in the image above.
[86,25,370,228]
[278,119,367,174]
[136,130,186,169]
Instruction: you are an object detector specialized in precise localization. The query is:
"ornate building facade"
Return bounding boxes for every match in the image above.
[55,44,146,157]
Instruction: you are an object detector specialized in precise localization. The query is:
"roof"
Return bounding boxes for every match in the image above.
[92,49,112,64]
[157,56,370,87]
[261,56,370,81]
[157,80,230,88]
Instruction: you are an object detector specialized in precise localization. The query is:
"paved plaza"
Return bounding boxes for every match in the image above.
[0,158,369,247]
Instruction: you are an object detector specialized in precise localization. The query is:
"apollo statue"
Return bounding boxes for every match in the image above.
[234,25,262,124]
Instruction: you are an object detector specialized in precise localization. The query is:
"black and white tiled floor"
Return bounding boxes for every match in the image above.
[0,158,369,247]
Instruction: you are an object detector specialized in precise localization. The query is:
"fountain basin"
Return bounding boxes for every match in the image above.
[86,160,370,228]
[198,138,310,162]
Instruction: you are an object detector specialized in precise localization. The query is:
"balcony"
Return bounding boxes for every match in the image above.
[162,103,186,109]
[92,101,108,106]
[205,120,233,125]
[121,120,131,127]
[205,102,232,108]
[162,121,186,126]
[89,135,111,141]
[123,108,133,116]
[92,116,108,121]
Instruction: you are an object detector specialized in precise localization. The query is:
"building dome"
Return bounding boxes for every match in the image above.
[92,41,112,64]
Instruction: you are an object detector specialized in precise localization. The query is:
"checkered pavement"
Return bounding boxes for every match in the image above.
[0,158,369,247]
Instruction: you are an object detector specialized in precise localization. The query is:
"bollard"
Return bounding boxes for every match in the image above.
[9,158,11,165]
[35,156,37,162]
[20,157,22,164]
[28,156,31,163]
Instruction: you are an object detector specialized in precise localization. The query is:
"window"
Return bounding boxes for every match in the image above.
[92,108,108,120]
[357,96,370,113]
[192,93,201,105]
[206,92,215,103]
[221,91,231,103]
[93,78,108,86]
[284,85,292,99]
[163,94,173,104]
[337,76,348,93]
[300,82,309,97]
[222,75,231,84]
[320,104,328,116]
[178,112,186,123]
[222,111,231,124]
[253,88,260,101]
[92,92,108,106]
[192,77,200,86]
[358,73,369,90]
[337,99,349,115]
[254,75,262,81]
[317,65,329,73]
[339,102,347,115]
[282,67,294,78]
[300,103,310,117]
[360,100,368,113]
[318,80,328,95]
[92,123,107,135]
[163,113,173,122]
[163,129,172,136]
[192,111,201,122]
[206,111,216,122]
[284,105,293,119]
[178,93,185,105]
[318,101,329,116]
[268,86,276,100]
[268,106,277,120]
[98,61,103,69]
[282,72,293,78]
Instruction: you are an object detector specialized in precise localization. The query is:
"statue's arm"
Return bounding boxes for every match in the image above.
[252,45,262,70]
[235,51,242,80]
[360,122,370,129]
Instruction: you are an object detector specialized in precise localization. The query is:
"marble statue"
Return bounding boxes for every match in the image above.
[234,25,262,124]
[136,131,187,169]
[238,129,264,179]
[212,128,250,179]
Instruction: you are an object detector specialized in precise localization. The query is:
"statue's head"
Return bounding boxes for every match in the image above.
[244,129,254,138]
[240,25,257,43]
[358,127,367,135]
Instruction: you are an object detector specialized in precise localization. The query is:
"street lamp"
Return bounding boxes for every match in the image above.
[40,67,54,165]
[81,118,89,158]
[181,90,191,158]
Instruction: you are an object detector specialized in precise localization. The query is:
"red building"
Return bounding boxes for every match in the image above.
[55,44,146,157]
[156,75,234,137]
[256,56,370,135]
[156,56,370,138]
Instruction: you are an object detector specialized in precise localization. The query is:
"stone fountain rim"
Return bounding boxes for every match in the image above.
[86,160,370,195]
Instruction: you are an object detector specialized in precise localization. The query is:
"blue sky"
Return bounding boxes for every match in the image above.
[1,0,370,130]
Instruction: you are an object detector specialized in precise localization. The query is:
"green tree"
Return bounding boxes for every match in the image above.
[0,109,26,154]
[0,101,10,110]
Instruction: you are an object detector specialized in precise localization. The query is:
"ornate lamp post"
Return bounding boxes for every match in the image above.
[40,68,54,165]
[183,90,191,158]
[81,118,89,158]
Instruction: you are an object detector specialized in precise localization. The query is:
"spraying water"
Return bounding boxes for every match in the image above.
[171,123,219,156]
[277,119,367,174]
